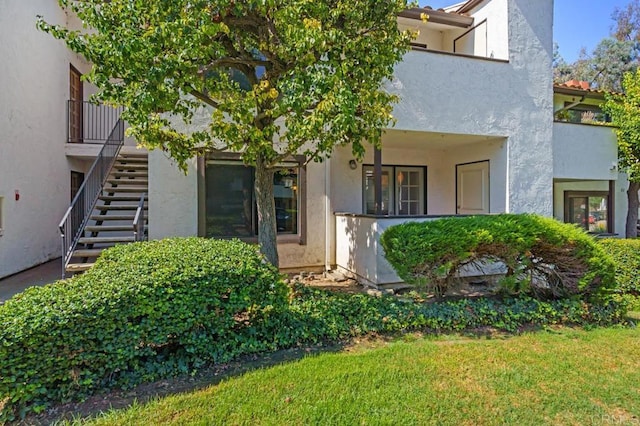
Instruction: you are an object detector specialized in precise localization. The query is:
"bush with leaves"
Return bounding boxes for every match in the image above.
[0,238,288,421]
[281,285,625,343]
[380,214,616,299]
[598,238,640,310]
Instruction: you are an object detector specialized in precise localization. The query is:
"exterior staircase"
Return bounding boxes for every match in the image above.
[64,151,148,274]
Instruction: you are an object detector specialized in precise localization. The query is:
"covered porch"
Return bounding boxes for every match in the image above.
[331,129,508,287]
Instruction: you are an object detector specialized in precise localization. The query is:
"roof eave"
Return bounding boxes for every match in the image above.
[456,0,486,14]
[398,8,474,28]
[553,85,608,100]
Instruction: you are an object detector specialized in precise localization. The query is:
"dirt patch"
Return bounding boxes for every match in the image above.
[286,271,367,294]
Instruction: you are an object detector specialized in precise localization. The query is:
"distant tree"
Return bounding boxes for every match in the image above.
[604,70,640,237]
[38,0,413,266]
[554,39,637,92]
[552,42,573,83]
[613,0,640,43]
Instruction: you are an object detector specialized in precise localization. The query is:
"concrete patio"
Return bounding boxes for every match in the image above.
[0,259,61,303]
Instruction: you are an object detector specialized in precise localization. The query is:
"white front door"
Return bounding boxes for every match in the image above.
[456,161,489,215]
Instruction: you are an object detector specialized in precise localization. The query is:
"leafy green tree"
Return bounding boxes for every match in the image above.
[38,0,413,266]
[605,70,640,237]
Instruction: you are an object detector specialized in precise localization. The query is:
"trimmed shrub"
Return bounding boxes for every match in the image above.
[598,238,640,296]
[380,214,616,299]
[0,238,288,421]
[284,285,626,342]
[598,238,640,310]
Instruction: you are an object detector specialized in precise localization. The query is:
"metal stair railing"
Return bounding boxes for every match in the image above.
[59,119,125,278]
[133,192,147,242]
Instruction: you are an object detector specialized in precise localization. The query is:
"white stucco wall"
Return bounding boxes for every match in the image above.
[553,123,617,180]
[462,0,509,60]
[148,151,199,239]
[335,214,441,285]
[0,0,78,278]
[387,0,554,217]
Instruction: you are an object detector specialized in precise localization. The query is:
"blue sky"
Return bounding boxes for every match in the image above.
[419,0,630,62]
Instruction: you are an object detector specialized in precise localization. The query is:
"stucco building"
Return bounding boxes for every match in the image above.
[0,0,626,287]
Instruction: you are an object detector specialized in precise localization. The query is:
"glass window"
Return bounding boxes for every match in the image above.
[363,165,426,215]
[205,161,299,237]
[565,192,609,233]
[363,166,393,215]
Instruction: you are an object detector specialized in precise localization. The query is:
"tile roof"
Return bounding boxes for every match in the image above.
[553,82,622,98]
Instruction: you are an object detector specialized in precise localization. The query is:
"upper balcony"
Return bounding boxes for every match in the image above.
[398,2,509,61]
[65,101,141,158]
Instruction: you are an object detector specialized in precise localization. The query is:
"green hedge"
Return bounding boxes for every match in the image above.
[282,286,626,342]
[598,238,640,296]
[598,238,640,310]
[0,238,288,421]
[380,214,616,299]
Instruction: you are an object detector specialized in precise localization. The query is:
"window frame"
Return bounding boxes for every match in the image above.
[198,153,307,245]
[362,164,427,216]
[563,190,611,234]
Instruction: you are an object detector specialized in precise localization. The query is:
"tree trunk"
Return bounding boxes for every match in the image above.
[254,156,279,266]
[626,180,640,238]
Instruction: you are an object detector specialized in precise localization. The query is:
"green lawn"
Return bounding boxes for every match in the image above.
[86,326,640,426]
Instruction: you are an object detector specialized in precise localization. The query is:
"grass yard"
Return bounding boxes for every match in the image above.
[84,326,640,426]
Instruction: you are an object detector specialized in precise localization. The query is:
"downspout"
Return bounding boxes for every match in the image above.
[324,157,332,272]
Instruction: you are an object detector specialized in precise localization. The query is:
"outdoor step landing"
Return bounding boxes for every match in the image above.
[106,179,149,185]
[78,236,135,244]
[114,158,148,164]
[110,171,148,178]
[65,263,95,273]
[99,195,148,201]
[103,186,149,193]
[71,248,104,258]
[95,205,147,211]
[85,225,134,232]
[112,164,148,170]
[90,215,137,221]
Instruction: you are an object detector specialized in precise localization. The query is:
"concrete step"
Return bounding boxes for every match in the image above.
[114,157,147,164]
[103,186,148,193]
[112,164,148,170]
[65,263,95,272]
[78,236,135,244]
[111,171,148,178]
[95,205,147,211]
[99,195,148,201]
[90,214,137,221]
[85,225,134,232]
[107,179,149,185]
[119,152,148,158]
[71,248,104,258]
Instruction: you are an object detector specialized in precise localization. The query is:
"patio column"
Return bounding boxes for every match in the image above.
[374,147,382,215]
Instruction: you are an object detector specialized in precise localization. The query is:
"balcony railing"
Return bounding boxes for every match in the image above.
[67,100,124,144]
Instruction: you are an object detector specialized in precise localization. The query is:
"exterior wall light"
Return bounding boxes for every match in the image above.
[348,159,358,170]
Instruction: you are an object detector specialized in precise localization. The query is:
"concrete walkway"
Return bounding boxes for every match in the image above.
[0,259,61,303]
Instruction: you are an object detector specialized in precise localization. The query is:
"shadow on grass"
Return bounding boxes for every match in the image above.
[20,342,347,426]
